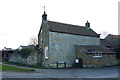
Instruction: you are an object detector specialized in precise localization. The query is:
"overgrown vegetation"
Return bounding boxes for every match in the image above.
[18,48,33,58]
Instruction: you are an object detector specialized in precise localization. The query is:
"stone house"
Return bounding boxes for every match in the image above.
[101,34,120,49]
[101,34,120,59]
[38,11,117,68]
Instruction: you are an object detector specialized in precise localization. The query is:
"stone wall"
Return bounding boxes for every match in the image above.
[105,34,119,46]
[38,21,50,66]
[8,51,38,66]
[44,32,100,68]
[76,46,117,67]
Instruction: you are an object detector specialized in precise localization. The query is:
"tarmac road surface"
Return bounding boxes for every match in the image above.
[1,66,119,78]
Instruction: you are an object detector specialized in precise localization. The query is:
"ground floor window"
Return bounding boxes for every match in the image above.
[45,46,48,59]
[92,50,102,58]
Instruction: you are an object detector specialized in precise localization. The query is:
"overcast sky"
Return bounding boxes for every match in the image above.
[0,0,119,49]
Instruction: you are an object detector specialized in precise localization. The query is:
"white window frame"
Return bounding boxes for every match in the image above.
[45,46,48,59]
[40,36,42,42]
[92,50,102,58]
[41,29,43,34]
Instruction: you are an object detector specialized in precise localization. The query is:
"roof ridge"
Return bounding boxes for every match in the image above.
[46,20,99,37]
[48,20,85,28]
[108,34,120,38]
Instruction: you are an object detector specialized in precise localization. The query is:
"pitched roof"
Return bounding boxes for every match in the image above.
[101,34,120,49]
[47,21,99,37]
[76,45,116,54]
[109,34,120,39]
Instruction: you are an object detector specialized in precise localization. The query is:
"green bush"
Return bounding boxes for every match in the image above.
[18,48,33,58]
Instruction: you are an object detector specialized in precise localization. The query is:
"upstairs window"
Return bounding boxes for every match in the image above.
[40,29,43,42]
[41,29,43,34]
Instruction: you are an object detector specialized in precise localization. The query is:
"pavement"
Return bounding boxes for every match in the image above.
[0,62,119,78]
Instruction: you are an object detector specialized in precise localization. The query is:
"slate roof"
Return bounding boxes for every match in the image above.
[100,34,120,49]
[76,45,116,54]
[47,21,99,37]
[109,34,120,38]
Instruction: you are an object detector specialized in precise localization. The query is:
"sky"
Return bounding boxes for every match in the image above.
[0,0,119,50]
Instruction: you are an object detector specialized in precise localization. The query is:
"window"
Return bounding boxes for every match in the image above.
[92,50,102,58]
[41,29,43,34]
[40,29,43,42]
[40,36,42,42]
[45,46,48,59]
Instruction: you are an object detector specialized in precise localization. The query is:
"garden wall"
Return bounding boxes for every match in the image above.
[8,50,38,66]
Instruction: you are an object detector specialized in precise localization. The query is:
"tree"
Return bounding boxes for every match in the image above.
[28,37,38,46]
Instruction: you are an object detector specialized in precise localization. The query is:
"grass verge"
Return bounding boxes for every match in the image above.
[4,62,45,69]
[0,64,2,71]
[0,64,34,71]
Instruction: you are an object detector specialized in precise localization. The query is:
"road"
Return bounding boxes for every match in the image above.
[1,66,119,78]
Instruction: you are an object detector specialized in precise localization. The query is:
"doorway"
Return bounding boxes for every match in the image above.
[75,58,83,68]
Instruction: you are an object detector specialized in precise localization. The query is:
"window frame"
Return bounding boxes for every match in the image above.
[92,50,102,58]
[45,46,48,59]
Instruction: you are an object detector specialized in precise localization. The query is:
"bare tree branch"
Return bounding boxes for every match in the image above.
[28,37,38,46]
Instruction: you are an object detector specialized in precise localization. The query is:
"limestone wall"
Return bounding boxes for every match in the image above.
[82,54,117,67]
[8,51,38,66]
[44,32,100,68]
[76,47,117,68]
[38,21,50,66]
